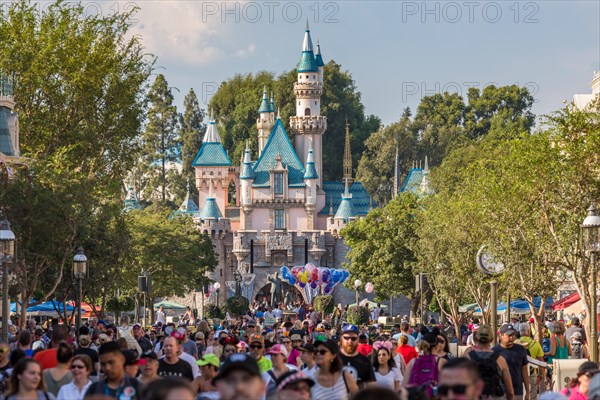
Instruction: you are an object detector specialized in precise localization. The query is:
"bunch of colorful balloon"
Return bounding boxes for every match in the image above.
[280,264,350,294]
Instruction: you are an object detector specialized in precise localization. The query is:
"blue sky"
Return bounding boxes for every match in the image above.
[122,0,599,126]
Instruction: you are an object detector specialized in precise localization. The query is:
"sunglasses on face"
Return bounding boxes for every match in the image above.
[282,341,291,344]
[250,344,263,349]
[224,348,235,353]
[342,336,358,341]
[0,348,8,354]
[314,349,329,355]
[438,384,468,395]
[71,364,86,370]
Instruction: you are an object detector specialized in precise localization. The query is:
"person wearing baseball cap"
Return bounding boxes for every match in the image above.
[124,349,146,378]
[560,361,600,399]
[265,344,296,397]
[338,324,376,388]
[493,323,529,400]
[139,351,160,385]
[248,334,272,375]
[214,353,266,400]
[195,354,220,396]
[275,370,314,400]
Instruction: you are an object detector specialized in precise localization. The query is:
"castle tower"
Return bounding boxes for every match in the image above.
[0,71,19,160]
[303,146,318,229]
[257,87,275,156]
[239,142,255,229]
[289,23,327,187]
[192,114,233,216]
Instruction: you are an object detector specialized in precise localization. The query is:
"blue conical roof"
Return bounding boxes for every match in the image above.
[258,87,270,113]
[240,143,255,180]
[269,93,275,112]
[124,181,142,211]
[334,182,356,222]
[178,187,199,213]
[297,25,318,72]
[200,197,222,221]
[315,43,325,67]
[303,148,318,180]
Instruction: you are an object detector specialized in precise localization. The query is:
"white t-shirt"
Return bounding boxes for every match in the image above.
[374,367,403,389]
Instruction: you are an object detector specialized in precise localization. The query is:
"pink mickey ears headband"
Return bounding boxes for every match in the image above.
[373,341,392,351]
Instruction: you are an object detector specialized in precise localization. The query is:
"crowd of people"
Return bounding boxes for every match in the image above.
[0,303,598,400]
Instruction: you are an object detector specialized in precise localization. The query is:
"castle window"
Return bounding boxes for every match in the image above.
[274,172,284,195]
[304,108,311,116]
[313,75,316,79]
[306,75,309,79]
[274,209,285,230]
[315,101,317,105]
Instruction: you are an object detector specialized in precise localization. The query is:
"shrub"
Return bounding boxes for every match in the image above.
[205,304,225,319]
[313,295,334,314]
[227,295,249,316]
[346,306,370,325]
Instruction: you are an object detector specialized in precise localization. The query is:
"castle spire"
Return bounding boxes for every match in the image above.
[343,119,353,186]
[269,92,275,112]
[303,21,313,52]
[315,39,325,67]
[258,86,270,113]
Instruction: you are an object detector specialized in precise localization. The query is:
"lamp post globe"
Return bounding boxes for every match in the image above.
[214,282,221,307]
[354,279,362,305]
[73,247,87,334]
[582,202,600,362]
[0,218,15,342]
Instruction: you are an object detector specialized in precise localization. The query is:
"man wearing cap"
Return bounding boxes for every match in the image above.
[214,353,267,400]
[157,335,194,381]
[124,349,146,378]
[338,324,376,388]
[274,370,314,400]
[194,353,220,397]
[132,323,152,353]
[493,323,529,400]
[265,344,296,397]
[139,352,160,385]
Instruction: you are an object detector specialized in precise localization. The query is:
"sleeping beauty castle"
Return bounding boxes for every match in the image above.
[184,24,376,307]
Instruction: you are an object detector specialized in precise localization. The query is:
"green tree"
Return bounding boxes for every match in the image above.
[122,206,216,302]
[177,88,206,200]
[0,0,152,323]
[140,74,179,203]
[341,192,419,300]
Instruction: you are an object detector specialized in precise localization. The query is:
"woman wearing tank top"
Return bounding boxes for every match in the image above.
[311,339,358,400]
[546,322,572,364]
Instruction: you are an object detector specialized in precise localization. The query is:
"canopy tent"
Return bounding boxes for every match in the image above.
[458,303,478,313]
[67,302,100,317]
[154,300,187,310]
[10,300,82,316]
[550,292,580,310]
[349,300,388,309]
[474,297,553,316]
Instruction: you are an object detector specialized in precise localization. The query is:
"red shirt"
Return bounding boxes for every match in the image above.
[33,348,57,370]
[357,343,373,357]
[397,344,418,365]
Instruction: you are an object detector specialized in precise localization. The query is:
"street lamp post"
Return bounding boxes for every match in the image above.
[354,279,362,305]
[581,202,600,362]
[214,282,221,307]
[477,245,506,344]
[73,247,87,334]
[0,218,15,342]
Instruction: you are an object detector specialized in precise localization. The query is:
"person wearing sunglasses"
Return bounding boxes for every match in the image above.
[560,361,600,399]
[57,354,93,400]
[338,324,376,389]
[311,339,358,399]
[438,358,484,400]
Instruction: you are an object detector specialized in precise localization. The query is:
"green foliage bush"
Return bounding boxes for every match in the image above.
[227,295,249,316]
[205,304,225,319]
[313,295,334,314]
[346,306,370,325]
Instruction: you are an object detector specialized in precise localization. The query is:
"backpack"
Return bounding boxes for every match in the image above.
[408,354,438,398]
[571,341,583,359]
[468,351,505,396]
[542,338,551,353]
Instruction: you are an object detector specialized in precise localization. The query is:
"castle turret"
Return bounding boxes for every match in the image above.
[290,22,327,187]
[315,40,325,84]
[257,87,275,156]
[123,179,142,211]
[239,142,255,229]
[304,146,318,229]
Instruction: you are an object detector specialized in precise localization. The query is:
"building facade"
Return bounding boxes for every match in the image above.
[191,25,374,306]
